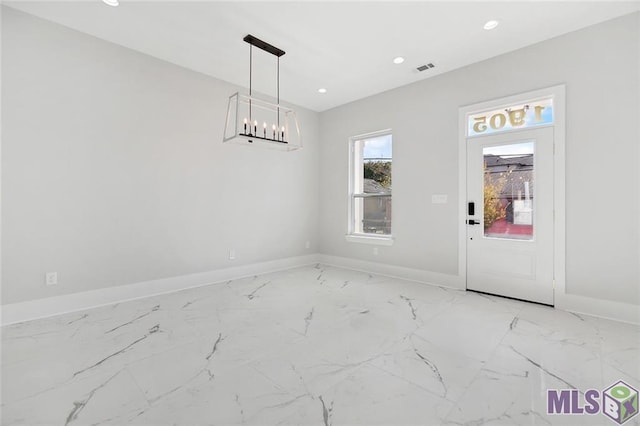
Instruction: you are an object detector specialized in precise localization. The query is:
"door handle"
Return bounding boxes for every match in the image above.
[467,220,481,225]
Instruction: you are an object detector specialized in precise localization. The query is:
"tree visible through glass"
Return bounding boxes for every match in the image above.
[483,142,534,240]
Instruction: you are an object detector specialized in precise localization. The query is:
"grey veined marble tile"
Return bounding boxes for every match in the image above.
[2,264,639,425]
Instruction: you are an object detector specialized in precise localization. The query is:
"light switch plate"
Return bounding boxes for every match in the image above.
[432,194,448,204]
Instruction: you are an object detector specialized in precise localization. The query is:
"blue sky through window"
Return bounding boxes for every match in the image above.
[363,134,392,160]
[483,141,534,156]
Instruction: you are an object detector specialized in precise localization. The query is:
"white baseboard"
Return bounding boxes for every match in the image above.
[555,293,640,325]
[1,254,321,326]
[318,254,465,290]
[4,253,637,326]
[319,254,640,325]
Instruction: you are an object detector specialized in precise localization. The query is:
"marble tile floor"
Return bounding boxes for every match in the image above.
[1,264,639,426]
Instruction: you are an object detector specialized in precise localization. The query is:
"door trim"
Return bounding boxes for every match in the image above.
[458,85,566,299]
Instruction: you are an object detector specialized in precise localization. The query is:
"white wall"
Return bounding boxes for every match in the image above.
[319,12,640,306]
[3,7,638,312]
[1,7,320,304]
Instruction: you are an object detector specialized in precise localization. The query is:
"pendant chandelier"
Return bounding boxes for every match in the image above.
[223,35,302,151]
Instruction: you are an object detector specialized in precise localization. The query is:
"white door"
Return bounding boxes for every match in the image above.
[466,127,554,305]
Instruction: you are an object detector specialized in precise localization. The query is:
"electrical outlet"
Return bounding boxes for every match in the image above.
[373,247,379,256]
[305,241,311,249]
[229,249,236,260]
[45,272,58,286]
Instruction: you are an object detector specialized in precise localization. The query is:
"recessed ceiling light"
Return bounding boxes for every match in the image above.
[102,0,119,6]
[393,56,405,64]
[484,20,499,30]
[318,88,327,94]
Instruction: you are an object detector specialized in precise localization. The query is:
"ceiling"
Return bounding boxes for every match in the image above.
[5,1,640,112]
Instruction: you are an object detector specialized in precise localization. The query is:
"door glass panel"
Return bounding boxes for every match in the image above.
[483,142,534,240]
[468,98,553,137]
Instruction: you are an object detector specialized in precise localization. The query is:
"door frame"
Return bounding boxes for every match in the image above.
[457,85,566,299]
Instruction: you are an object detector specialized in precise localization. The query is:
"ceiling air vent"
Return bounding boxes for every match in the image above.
[417,63,435,72]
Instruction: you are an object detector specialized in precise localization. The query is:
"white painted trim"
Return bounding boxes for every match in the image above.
[552,86,567,298]
[347,128,393,236]
[556,293,640,326]
[3,252,635,327]
[318,254,465,290]
[458,85,567,302]
[0,254,320,326]
[458,102,468,287]
[320,254,637,325]
[638,13,640,325]
[344,235,394,246]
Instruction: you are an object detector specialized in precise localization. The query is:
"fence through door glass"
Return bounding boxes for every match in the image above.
[483,142,534,240]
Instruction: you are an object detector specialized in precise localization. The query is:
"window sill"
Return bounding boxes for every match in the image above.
[345,234,394,246]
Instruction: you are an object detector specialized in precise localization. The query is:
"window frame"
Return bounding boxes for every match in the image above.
[346,129,394,245]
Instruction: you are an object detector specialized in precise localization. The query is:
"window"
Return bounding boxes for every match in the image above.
[347,131,392,243]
